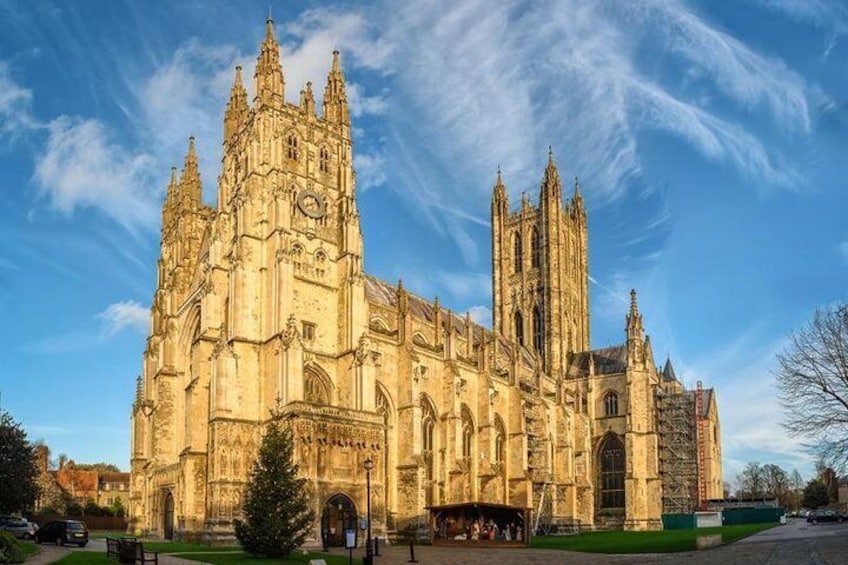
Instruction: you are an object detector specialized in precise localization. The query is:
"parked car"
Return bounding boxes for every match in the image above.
[34,520,88,547]
[1,518,38,539]
[806,510,845,524]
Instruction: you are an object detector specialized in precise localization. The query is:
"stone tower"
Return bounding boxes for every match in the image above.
[491,151,589,375]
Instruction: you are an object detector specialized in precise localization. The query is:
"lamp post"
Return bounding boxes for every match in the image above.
[364,456,374,565]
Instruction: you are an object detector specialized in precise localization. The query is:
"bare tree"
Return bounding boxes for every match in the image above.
[736,462,765,498]
[776,304,848,471]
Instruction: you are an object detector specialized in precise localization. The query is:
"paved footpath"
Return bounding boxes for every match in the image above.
[26,520,848,565]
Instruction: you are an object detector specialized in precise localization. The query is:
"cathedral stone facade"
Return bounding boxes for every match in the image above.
[129,19,722,543]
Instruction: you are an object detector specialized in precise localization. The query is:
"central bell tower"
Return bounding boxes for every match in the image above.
[491,151,589,376]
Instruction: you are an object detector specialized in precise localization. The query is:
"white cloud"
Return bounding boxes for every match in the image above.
[353,152,386,190]
[0,61,38,139]
[33,117,159,233]
[96,300,149,336]
[468,305,493,328]
[379,0,812,264]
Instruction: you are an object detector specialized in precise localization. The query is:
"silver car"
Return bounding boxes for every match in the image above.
[2,518,38,539]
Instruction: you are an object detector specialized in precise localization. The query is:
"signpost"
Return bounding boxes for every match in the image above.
[345,529,356,565]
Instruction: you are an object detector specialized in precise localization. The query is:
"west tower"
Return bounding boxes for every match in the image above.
[491,152,589,376]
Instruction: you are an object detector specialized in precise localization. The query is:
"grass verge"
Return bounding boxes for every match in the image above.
[530,522,777,553]
[53,554,111,564]
[139,541,241,553]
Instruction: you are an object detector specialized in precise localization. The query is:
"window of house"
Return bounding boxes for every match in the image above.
[604,392,619,417]
[287,134,299,160]
[319,147,330,173]
[302,322,316,341]
[531,227,541,268]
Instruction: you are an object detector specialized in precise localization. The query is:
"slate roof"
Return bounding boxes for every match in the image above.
[569,344,628,376]
[662,357,679,382]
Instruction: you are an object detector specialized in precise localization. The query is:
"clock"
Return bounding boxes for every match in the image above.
[296,190,327,219]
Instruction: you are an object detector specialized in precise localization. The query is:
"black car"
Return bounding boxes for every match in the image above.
[34,520,88,547]
[806,510,845,524]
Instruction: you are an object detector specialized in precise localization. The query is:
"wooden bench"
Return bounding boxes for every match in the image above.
[105,537,158,565]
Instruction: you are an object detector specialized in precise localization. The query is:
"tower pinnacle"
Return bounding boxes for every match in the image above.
[255,17,285,108]
[323,50,350,126]
[224,65,250,143]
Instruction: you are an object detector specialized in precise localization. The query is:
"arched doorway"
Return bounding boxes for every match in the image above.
[163,491,175,540]
[321,494,357,548]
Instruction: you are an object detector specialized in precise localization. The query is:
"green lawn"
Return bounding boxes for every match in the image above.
[530,522,777,553]
[138,541,241,553]
[19,541,39,557]
[176,551,360,564]
[52,554,111,564]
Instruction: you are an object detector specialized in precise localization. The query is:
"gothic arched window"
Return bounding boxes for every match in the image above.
[461,406,474,460]
[319,146,330,173]
[604,391,619,417]
[494,416,506,465]
[531,227,541,268]
[514,311,524,346]
[287,133,299,160]
[304,371,328,404]
[421,397,436,486]
[513,232,523,273]
[532,306,544,358]
[599,435,625,509]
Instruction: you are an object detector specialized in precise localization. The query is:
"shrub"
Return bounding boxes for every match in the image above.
[0,532,25,564]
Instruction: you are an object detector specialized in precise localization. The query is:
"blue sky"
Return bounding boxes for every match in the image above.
[0,0,846,486]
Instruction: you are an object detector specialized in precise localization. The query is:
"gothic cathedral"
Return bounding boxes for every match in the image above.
[129,19,722,542]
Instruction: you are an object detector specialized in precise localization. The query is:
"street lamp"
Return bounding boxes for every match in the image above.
[364,456,374,565]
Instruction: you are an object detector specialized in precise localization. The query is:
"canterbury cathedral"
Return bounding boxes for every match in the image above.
[129,19,722,542]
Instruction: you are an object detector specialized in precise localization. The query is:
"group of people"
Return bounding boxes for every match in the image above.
[437,514,524,543]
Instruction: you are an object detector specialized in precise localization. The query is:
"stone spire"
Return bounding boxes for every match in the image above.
[540,146,563,203]
[254,17,285,109]
[162,166,179,228]
[492,166,508,210]
[626,288,644,342]
[573,176,584,208]
[179,136,201,208]
[300,81,316,116]
[323,50,350,125]
[224,66,250,143]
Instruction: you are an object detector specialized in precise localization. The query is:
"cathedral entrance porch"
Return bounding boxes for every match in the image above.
[321,493,358,548]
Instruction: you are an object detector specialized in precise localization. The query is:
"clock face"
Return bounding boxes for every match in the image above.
[296,190,327,219]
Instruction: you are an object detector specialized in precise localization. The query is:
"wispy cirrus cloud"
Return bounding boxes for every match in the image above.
[746,0,848,55]
[0,61,37,139]
[33,117,158,233]
[96,300,149,336]
[380,0,813,265]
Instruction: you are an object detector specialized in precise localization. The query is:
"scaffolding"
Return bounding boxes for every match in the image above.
[656,389,698,514]
[695,381,707,509]
[523,394,553,533]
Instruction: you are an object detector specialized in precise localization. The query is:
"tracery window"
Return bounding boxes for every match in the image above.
[319,146,330,173]
[304,371,328,404]
[494,417,506,465]
[532,306,544,358]
[531,227,541,268]
[604,391,619,417]
[421,398,436,481]
[461,406,474,460]
[287,133,299,160]
[513,232,523,273]
[599,435,625,509]
[514,311,524,346]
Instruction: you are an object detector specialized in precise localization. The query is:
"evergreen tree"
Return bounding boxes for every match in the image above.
[0,410,39,514]
[234,416,314,557]
[802,480,830,509]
